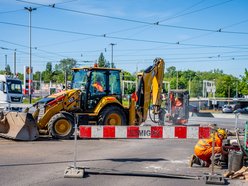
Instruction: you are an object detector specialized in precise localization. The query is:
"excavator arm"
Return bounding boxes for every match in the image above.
[134,58,165,124]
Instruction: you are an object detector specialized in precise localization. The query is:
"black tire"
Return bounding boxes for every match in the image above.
[98,106,127,126]
[48,113,74,139]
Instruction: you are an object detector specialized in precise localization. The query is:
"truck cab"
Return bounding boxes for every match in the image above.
[0,75,23,105]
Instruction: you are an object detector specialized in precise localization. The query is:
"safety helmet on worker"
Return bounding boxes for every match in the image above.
[217,128,227,139]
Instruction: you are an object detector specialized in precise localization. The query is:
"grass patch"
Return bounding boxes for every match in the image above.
[23,97,42,104]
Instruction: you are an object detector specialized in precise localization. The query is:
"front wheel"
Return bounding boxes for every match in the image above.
[98,106,127,126]
[48,113,74,139]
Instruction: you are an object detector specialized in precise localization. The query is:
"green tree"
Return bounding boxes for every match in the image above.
[43,62,53,83]
[54,58,77,84]
[239,68,248,96]
[165,66,176,78]
[5,64,11,75]
[215,74,238,97]
[33,71,41,81]
[123,71,135,81]
[98,53,107,67]
[17,73,24,82]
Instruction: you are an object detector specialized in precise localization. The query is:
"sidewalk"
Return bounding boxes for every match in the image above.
[192,110,248,120]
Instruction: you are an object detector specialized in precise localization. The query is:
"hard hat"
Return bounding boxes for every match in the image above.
[217,128,227,139]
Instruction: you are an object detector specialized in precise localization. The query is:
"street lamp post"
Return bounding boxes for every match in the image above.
[25,7,36,104]
[13,49,16,75]
[110,43,116,68]
[5,54,7,69]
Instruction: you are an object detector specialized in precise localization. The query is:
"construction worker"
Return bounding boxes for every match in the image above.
[189,128,227,167]
[92,76,104,92]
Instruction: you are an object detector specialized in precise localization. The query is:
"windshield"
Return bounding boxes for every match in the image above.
[72,69,88,89]
[7,80,22,94]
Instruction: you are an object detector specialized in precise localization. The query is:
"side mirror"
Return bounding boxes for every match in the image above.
[80,84,86,91]
[3,82,7,93]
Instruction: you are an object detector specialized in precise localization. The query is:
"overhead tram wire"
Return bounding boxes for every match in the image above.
[114,57,248,64]
[0,40,64,61]
[18,0,229,51]
[1,23,248,63]
[15,0,248,55]
[2,39,247,63]
[178,18,248,43]
[1,21,248,50]
[17,0,243,34]
[2,44,245,67]
[0,9,24,14]
[158,0,206,23]
[158,0,234,23]
[0,39,70,58]
[29,0,207,49]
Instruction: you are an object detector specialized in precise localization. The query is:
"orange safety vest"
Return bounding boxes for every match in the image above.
[194,133,222,161]
[175,99,182,107]
[93,82,104,92]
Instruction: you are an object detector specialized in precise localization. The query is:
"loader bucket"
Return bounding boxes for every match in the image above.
[0,112,39,141]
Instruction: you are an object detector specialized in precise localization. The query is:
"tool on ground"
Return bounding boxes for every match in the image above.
[204,127,226,185]
[64,114,84,178]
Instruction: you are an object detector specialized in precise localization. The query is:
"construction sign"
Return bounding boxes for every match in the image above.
[23,66,33,95]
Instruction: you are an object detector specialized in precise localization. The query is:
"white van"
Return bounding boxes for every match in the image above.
[0,75,23,109]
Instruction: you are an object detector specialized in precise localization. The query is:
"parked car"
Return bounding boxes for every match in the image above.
[222,105,233,113]
[234,106,248,114]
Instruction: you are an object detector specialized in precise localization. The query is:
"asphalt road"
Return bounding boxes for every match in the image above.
[0,138,243,186]
[0,115,247,186]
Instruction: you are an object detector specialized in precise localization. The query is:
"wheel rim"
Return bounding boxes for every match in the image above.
[105,113,122,125]
[54,119,71,135]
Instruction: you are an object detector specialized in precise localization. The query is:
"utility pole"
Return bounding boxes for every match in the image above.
[110,43,116,68]
[39,71,42,98]
[25,7,36,104]
[5,54,7,69]
[176,71,178,90]
[13,49,16,75]
[228,86,230,105]
[236,81,238,98]
[188,79,191,96]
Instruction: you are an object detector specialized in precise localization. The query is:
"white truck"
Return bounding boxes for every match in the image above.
[0,75,23,110]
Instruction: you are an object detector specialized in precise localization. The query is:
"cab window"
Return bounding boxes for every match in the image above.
[109,70,121,95]
[90,71,107,96]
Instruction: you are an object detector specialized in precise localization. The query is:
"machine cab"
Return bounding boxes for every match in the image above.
[71,67,122,112]
[0,75,23,104]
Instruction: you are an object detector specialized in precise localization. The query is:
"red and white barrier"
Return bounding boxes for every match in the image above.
[79,126,210,139]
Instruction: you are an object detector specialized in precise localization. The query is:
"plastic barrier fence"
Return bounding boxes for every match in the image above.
[79,126,210,139]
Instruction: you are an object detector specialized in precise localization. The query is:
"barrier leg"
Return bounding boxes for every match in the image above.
[203,128,225,185]
[64,114,84,178]
[235,113,240,129]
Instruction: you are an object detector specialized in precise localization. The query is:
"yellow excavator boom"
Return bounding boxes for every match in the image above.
[134,58,165,124]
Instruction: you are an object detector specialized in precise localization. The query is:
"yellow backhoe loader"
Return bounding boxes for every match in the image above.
[0,58,165,140]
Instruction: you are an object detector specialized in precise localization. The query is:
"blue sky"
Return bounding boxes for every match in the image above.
[0,0,247,78]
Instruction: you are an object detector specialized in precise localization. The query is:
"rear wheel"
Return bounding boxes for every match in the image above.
[98,106,127,126]
[48,113,74,139]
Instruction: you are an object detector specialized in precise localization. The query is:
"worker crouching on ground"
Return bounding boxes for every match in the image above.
[190,128,227,167]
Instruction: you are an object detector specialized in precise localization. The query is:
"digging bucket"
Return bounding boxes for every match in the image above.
[0,111,39,140]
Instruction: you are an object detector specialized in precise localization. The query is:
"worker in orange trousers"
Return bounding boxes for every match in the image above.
[190,128,227,167]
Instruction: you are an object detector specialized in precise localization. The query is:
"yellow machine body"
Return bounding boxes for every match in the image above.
[0,58,165,140]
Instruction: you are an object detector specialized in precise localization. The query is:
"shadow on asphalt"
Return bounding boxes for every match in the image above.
[105,158,168,162]
[192,112,214,117]
[0,158,168,167]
